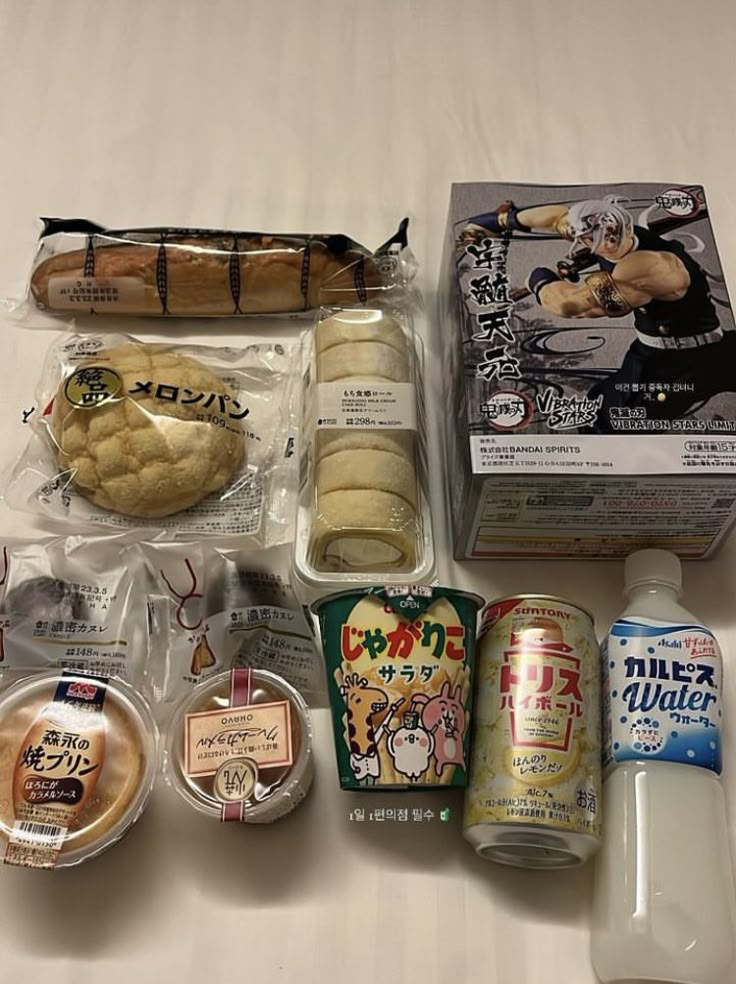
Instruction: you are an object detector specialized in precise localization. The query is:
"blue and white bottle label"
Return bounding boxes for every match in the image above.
[603,617,722,773]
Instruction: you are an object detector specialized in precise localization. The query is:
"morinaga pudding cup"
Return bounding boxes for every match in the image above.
[165,668,314,823]
[0,670,158,869]
[312,585,484,790]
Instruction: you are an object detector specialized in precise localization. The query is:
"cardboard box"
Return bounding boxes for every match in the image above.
[440,182,736,559]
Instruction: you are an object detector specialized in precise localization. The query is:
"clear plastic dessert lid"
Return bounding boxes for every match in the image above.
[0,670,158,869]
[165,668,314,822]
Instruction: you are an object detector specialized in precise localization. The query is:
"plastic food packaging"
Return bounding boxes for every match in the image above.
[0,670,158,869]
[293,306,434,599]
[312,585,484,790]
[25,217,409,318]
[142,541,323,703]
[0,534,148,688]
[6,333,297,543]
[164,667,314,823]
[592,550,736,984]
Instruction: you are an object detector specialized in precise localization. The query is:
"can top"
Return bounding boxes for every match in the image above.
[481,593,595,628]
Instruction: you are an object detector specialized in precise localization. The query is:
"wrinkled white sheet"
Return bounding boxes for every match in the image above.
[0,2,734,981]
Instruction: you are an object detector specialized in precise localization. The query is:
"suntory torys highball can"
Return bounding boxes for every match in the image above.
[463,595,601,868]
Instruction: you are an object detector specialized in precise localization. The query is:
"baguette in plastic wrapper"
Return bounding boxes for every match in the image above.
[27,217,409,318]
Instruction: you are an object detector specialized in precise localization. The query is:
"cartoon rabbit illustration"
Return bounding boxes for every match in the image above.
[413,681,467,777]
[339,672,403,783]
[387,708,435,781]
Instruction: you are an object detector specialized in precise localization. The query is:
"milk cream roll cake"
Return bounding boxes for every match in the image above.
[309,309,419,572]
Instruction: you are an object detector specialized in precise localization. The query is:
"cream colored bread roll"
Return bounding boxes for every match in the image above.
[316,310,407,356]
[311,490,416,570]
[310,309,418,572]
[315,428,414,463]
[318,341,410,383]
[317,449,417,508]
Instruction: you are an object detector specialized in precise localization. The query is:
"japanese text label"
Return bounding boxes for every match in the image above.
[604,617,722,773]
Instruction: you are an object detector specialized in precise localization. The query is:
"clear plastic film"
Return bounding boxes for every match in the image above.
[142,541,323,704]
[17,217,412,323]
[5,333,298,545]
[0,670,158,868]
[0,534,148,691]
[293,304,435,599]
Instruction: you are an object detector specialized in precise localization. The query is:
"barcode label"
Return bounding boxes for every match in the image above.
[10,820,66,851]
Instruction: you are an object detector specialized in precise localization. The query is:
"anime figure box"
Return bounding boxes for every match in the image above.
[440,182,736,559]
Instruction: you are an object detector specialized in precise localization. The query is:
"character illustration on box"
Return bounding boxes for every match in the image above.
[339,672,403,783]
[460,193,736,432]
[337,670,469,785]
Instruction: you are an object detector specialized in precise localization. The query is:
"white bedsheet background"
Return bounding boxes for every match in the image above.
[0,2,735,981]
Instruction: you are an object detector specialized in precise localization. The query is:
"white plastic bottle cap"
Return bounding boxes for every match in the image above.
[624,549,682,593]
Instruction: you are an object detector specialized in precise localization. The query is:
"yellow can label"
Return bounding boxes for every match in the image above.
[464,597,601,837]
